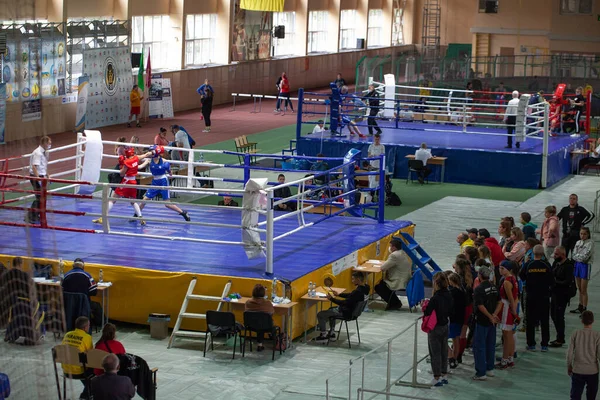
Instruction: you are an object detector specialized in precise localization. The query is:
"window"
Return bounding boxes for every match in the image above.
[560,0,593,14]
[272,12,296,57]
[367,9,383,47]
[185,14,216,67]
[392,8,404,46]
[478,0,498,13]
[339,9,356,50]
[308,10,328,53]
[131,15,170,69]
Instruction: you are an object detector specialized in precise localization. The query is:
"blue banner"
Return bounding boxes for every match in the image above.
[0,83,5,144]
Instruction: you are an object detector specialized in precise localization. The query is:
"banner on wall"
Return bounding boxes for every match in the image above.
[75,76,90,131]
[0,84,6,144]
[83,47,132,129]
[3,37,66,102]
[240,0,284,11]
[232,0,273,62]
[22,99,42,122]
[148,76,174,119]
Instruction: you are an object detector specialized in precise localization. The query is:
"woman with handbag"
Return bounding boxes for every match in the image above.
[423,272,454,387]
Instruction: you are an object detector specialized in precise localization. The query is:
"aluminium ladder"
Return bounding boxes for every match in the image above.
[167,277,232,349]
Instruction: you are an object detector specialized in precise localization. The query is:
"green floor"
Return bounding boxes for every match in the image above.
[194,123,540,219]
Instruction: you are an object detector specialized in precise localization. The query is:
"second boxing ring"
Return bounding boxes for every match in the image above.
[0,133,413,338]
[294,77,588,189]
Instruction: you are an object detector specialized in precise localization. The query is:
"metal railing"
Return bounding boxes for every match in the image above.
[325,316,429,400]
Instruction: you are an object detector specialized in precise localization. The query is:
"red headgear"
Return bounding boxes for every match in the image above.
[125,147,135,157]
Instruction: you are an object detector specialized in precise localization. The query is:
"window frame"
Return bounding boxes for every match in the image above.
[478,0,499,13]
[559,0,593,15]
[131,15,171,70]
[272,11,297,57]
[367,9,383,48]
[339,9,357,50]
[308,10,328,53]
[184,13,217,68]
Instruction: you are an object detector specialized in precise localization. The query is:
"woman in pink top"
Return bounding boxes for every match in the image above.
[503,227,526,263]
[154,127,169,146]
[538,205,560,262]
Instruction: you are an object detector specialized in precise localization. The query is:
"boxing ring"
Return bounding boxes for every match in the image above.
[0,134,413,338]
[295,77,588,189]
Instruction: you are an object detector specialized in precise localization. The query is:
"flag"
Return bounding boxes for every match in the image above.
[240,0,284,12]
[146,48,152,90]
[137,48,145,91]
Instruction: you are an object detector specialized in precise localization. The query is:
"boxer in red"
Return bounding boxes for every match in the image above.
[93,146,155,225]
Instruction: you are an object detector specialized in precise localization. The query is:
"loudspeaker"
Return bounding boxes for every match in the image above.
[274,25,285,39]
[131,53,142,68]
[357,38,365,49]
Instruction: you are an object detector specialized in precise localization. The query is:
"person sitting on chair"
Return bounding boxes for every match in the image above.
[62,258,103,327]
[414,142,433,184]
[314,271,370,343]
[374,239,412,310]
[218,196,239,207]
[90,353,135,400]
[245,284,275,352]
[578,142,600,174]
[311,120,328,135]
[62,316,94,399]
[273,174,297,212]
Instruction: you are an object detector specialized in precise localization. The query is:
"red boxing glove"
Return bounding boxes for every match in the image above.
[118,155,125,166]
[154,145,165,157]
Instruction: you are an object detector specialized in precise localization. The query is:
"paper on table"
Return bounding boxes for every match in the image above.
[366,260,383,264]
[315,292,328,298]
[98,282,113,287]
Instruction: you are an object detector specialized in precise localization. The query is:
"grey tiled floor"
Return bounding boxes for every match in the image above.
[1,175,599,399]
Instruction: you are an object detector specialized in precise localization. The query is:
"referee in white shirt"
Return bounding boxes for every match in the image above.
[414,142,433,184]
[503,90,520,149]
[28,136,52,223]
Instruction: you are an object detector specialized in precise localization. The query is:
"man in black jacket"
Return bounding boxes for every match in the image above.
[549,247,575,348]
[91,353,135,400]
[273,174,296,212]
[520,244,554,351]
[362,84,383,136]
[558,194,594,256]
[315,271,369,343]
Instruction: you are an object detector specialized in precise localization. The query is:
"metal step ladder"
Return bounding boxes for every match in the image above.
[167,277,232,349]
[396,232,442,281]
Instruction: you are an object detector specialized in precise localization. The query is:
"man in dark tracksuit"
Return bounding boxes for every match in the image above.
[549,246,575,348]
[362,84,383,136]
[557,194,594,256]
[520,244,554,351]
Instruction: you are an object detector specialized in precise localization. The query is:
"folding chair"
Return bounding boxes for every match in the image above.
[243,311,282,361]
[204,310,241,359]
[327,300,368,349]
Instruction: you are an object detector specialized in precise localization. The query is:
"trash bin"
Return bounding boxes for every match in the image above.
[148,313,170,340]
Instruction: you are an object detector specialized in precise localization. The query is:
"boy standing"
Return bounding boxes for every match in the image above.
[568,311,600,400]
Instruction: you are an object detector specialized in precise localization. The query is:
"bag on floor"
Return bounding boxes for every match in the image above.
[275,333,287,351]
[385,191,402,206]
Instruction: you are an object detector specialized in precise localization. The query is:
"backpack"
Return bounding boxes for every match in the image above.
[385,191,402,206]
[179,126,196,147]
[275,332,287,351]
[568,275,578,300]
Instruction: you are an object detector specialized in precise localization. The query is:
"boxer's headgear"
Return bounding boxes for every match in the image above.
[125,147,135,157]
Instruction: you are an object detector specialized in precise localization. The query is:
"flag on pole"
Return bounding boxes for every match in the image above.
[240,0,284,11]
[146,48,152,90]
[137,48,145,91]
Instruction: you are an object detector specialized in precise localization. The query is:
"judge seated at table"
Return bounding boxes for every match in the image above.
[374,239,412,311]
[578,142,600,174]
[218,196,239,207]
[245,284,275,352]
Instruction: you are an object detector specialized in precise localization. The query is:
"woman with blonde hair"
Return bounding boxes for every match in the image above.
[571,227,594,316]
[538,205,560,262]
[504,227,526,263]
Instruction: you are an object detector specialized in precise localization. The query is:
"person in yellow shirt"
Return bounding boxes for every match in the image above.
[128,85,143,128]
[456,232,474,250]
[62,316,93,399]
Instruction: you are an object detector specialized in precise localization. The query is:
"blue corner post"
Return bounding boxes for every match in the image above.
[243,154,251,184]
[378,154,385,223]
[329,83,340,134]
[296,88,304,142]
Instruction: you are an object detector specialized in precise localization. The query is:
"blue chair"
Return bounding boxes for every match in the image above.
[0,372,10,400]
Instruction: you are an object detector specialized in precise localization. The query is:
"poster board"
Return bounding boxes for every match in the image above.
[148,76,174,119]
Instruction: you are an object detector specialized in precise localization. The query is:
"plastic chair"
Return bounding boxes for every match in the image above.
[406,159,428,184]
[51,344,87,400]
[203,311,241,359]
[242,311,282,361]
[327,300,368,349]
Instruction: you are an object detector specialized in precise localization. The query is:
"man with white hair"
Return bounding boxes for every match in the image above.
[503,90,520,149]
[90,353,135,400]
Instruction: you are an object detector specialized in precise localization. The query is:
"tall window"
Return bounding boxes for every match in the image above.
[185,14,216,67]
[392,8,404,46]
[308,10,328,53]
[131,15,170,69]
[560,0,592,14]
[272,12,296,57]
[367,9,383,47]
[339,9,356,50]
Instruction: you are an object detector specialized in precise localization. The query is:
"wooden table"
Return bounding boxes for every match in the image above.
[570,149,590,175]
[405,154,448,183]
[34,280,112,325]
[223,297,298,349]
[301,286,346,343]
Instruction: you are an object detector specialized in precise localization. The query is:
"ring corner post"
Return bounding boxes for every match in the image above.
[296,88,304,142]
[243,154,251,184]
[75,132,84,194]
[40,178,48,228]
[378,155,385,223]
[541,102,550,189]
[266,190,274,275]
[101,185,110,234]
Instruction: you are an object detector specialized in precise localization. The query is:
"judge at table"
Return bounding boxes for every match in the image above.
[374,239,412,310]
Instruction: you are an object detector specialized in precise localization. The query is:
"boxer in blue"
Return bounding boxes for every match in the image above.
[138,147,191,223]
